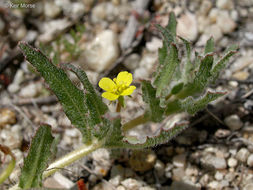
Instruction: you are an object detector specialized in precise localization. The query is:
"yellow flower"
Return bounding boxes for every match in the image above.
[99,71,136,101]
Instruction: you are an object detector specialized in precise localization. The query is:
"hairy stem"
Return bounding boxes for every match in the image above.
[8,140,103,190]
[0,157,15,185]
[122,114,148,132]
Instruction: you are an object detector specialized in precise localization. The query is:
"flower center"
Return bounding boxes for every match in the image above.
[112,80,128,95]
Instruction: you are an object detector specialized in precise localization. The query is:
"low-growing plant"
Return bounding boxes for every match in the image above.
[8,12,237,189]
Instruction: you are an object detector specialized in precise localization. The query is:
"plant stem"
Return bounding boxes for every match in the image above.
[43,140,103,178]
[0,157,15,185]
[122,114,148,132]
[8,140,103,190]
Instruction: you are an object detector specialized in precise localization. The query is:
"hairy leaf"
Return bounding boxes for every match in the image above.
[211,50,237,82]
[142,81,164,122]
[121,122,188,149]
[181,91,225,115]
[171,82,184,95]
[177,54,214,98]
[104,119,123,148]
[205,37,214,54]
[19,125,54,188]
[180,37,193,82]
[19,42,90,142]
[154,43,180,97]
[61,63,108,128]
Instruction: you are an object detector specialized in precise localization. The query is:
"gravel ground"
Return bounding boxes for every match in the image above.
[0,0,253,189]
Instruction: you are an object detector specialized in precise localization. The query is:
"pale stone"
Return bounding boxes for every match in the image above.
[19,83,43,98]
[217,11,236,34]
[201,154,227,169]
[44,172,74,189]
[121,178,143,190]
[82,30,119,72]
[228,157,238,168]
[177,12,198,41]
[247,154,253,167]
[236,148,250,163]
[44,2,61,18]
[216,0,234,10]
[224,114,243,131]
[173,154,186,168]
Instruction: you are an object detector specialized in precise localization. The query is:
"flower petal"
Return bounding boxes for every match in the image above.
[99,77,116,92]
[121,85,136,96]
[102,92,119,101]
[116,71,133,86]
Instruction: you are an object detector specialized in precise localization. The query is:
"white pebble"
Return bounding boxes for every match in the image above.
[224,114,243,131]
[228,157,238,168]
[247,154,253,167]
[82,30,119,72]
[236,148,250,163]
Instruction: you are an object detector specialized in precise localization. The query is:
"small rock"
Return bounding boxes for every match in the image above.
[146,37,162,52]
[225,172,235,182]
[140,187,156,190]
[121,178,143,190]
[38,19,72,43]
[92,181,113,190]
[91,148,111,176]
[177,12,198,41]
[247,154,253,167]
[81,30,119,72]
[201,154,227,169]
[236,148,250,163]
[217,11,236,34]
[172,167,185,181]
[173,154,186,168]
[227,157,238,168]
[12,25,27,41]
[43,172,75,189]
[215,171,224,181]
[215,129,231,138]
[224,114,243,131]
[199,0,213,16]
[244,183,253,190]
[8,70,25,93]
[134,53,157,80]
[165,163,173,178]
[0,108,16,128]
[185,166,199,176]
[208,181,220,189]
[44,2,61,18]
[204,24,223,41]
[19,83,43,98]
[117,186,126,190]
[154,160,165,177]
[232,71,250,80]
[129,150,156,172]
[216,0,234,10]
[123,54,141,70]
[0,125,22,149]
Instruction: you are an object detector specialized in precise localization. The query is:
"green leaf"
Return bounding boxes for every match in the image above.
[122,122,188,149]
[104,119,124,148]
[61,63,108,116]
[165,100,182,115]
[181,91,225,115]
[167,12,177,39]
[154,43,180,97]
[180,37,193,82]
[19,125,54,188]
[177,54,214,98]
[205,37,214,54]
[211,50,237,82]
[171,82,184,95]
[19,42,90,142]
[142,81,164,122]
